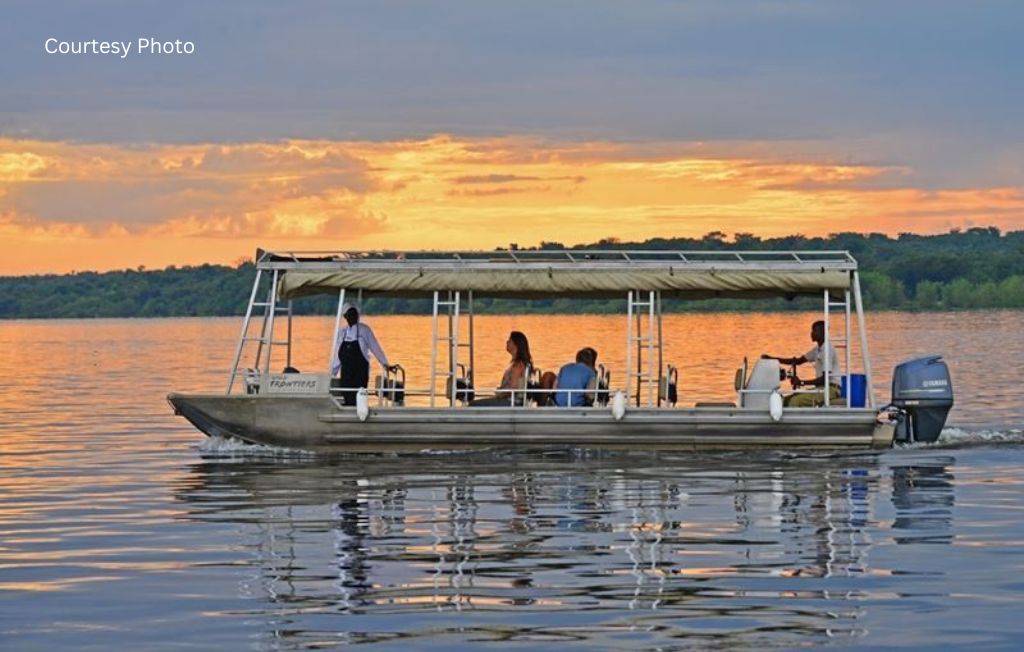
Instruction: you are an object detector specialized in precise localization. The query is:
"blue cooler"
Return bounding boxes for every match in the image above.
[840,373,867,408]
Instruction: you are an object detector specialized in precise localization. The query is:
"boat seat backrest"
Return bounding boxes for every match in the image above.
[518,364,532,405]
[591,364,611,406]
[734,356,749,392]
[742,358,781,409]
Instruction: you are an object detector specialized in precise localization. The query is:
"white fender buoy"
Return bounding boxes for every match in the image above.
[356,388,370,422]
[611,390,626,421]
[769,390,783,422]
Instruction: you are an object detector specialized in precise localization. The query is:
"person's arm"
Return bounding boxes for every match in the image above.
[791,345,832,387]
[582,368,597,403]
[330,328,344,375]
[794,374,826,388]
[361,325,390,368]
[761,353,808,366]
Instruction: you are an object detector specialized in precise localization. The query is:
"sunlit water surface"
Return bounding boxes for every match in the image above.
[1,312,1022,650]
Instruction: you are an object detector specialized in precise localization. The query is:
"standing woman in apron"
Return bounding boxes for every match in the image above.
[331,304,394,405]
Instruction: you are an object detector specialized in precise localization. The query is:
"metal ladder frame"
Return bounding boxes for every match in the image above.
[822,288,850,407]
[823,279,877,408]
[626,290,662,407]
[430,290,475,407]
[226,268,293,394]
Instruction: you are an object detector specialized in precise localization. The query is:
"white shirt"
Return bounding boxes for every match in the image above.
[805,342,841,385]
[331,323,389,374]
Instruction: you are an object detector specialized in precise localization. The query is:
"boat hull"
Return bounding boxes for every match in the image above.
[168,392,894,451]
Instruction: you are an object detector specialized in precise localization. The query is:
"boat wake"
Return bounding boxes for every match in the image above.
[193,427,1024,460]
[196,435,316,458]
[903,426,1024,449]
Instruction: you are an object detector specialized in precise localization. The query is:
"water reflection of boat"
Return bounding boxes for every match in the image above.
[169,249,954,451]
[890,456,955,544]
[174,450,955,639]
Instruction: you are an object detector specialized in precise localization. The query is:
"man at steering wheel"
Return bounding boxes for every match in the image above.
[761,320,841,407]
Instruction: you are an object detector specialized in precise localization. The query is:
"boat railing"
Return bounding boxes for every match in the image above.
[737,387,825,395]
[325,385,622,409]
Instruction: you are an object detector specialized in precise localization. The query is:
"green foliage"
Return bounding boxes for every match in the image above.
[3,228,1024,318]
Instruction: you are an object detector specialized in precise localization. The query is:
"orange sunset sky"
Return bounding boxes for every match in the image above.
[4,135,1023,275]
[3,3,1023,274]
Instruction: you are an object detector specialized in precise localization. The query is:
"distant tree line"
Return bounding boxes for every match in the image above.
[2,227,1023,319]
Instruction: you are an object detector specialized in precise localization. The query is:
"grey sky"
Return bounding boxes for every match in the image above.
[2,0,1022,186]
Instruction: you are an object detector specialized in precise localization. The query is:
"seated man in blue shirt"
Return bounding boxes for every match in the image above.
[553,348,597,407]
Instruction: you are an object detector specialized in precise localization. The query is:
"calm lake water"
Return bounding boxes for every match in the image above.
[1,312,1023,650]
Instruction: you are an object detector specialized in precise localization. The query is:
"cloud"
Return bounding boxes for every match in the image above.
[449,185,553,197]
[452,173,586,185]
[0,139,381,238]
[4,2,1021,181]
[2,133,1024,274]
[452,174,545,184]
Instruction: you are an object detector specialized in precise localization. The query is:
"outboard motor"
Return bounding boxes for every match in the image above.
[891,355,953,443]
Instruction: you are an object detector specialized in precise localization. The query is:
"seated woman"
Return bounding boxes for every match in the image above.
[470,331,533,407]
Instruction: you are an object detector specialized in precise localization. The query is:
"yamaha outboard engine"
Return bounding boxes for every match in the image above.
[891,355,953,443]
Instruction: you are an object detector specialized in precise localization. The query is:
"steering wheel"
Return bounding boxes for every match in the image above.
[786,362,801,390]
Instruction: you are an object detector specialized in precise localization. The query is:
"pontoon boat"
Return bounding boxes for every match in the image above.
[168,249,953,451]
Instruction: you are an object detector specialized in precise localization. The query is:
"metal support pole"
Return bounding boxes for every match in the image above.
[262,269,279,379]
[823,288,830,406]
[467,290,475,387]
[656,290,664,407]
[328,288,346,370]
[447,289,453,384]
[449,291,461,407]
[286,300,293,369]
[430,290,439,407]
[844,289,851,402]
[625,291,634,406]
[634,299,643,406]
[852,272,875,407]
[226,268,263,394]
[647,290,655,408]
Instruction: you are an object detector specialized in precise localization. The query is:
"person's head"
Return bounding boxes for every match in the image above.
[582,346,598,368]
[344,305,360,327]
[810,320,825,345]
[506,331,532,367]
[576,348,595,368]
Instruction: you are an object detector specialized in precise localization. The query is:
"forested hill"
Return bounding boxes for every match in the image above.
[2,227,1023,318]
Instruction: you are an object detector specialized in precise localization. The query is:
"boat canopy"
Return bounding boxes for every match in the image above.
[265,249,857,300]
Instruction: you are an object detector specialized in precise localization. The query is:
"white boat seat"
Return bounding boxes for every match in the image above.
[585,364,611,406]
[741,359,781,409]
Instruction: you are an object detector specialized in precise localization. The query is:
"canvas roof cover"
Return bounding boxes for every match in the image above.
[271,251,856,300]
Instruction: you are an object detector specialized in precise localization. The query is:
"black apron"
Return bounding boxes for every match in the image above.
[338,324,369,406]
